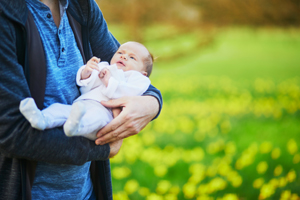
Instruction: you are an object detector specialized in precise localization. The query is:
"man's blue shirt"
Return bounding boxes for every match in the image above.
[26,0,94,199]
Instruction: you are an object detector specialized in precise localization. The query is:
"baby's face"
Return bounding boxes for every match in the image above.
[110,42,148,75]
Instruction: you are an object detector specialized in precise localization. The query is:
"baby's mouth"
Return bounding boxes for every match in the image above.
[116,61,125,67]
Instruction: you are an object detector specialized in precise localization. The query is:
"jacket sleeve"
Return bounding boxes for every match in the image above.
[0,15,110,165]
[88,0,163,118]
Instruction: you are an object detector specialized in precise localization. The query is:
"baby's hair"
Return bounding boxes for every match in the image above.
[144,51,154,77]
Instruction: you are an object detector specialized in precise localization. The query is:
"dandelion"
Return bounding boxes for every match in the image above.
[146,193,164,200]
[156,180,172,194]
[287,139,298,155]
[225,142,236,155]
[257,161,268,174]
[286,169,296,182]
[280,190,291,200]
[253,178,264,189]
[260,141,272,154]
[269,178,279,188]
[274,165,283,176]
[209,177,227,191]
[293,153,300,164]
[278,177,287,188]
[196,195,213,200]
[183,182,196,199]
[165,194,178,200]
[124,179,139,194]
[113,191,129,200]
[112,167,131,179]
[222,193,239,200]
[169,186,180,195]
[138,187,150,197]
[271,148,281,159]
[259,184,275,199]
[154,165,168,177]
[290,193,300,200]
[230,175,243,188]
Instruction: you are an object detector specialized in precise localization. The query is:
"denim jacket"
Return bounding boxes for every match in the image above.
[0,0,162,199]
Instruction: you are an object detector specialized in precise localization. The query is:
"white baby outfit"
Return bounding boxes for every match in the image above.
[20,62,150,140]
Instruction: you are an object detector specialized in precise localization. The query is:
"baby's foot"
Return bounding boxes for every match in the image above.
[19,98,47,130]
[63,101,86,137]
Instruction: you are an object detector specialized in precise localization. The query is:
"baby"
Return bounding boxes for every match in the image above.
[20,41,153,140]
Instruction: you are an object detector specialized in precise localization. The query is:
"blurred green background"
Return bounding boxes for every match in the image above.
[96,0,300,199]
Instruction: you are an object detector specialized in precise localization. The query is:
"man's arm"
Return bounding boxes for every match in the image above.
[0,13,110,165]
[87,0,163,145]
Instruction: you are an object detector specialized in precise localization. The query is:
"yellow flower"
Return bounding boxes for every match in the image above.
[253,178,264,189]
[156,180,172,194]
[274,165,283,176]
[230,175,243,188]
[146,193,164,200]
[287,139,298,155]
[154,165,168,177]
[260,142,273,154]
[271,148,281,159]
[257,161,268,174]
[269,178,279,188]
[112,167,131,180]
[290,193,300,200]
[169,186,180,195]
[280,190,291,200]
[278,177,287,188]
[183,182,196,199]
[124,179,139,194]
[259,184,275,199]
[222,193,239,200]
[196,194,213,200]
[293,153,300,164]
[209,177,227,191]
[286,169,297,182]
[165,194,178,200]
[138,187,150,197]
[113,191,129,200]
[225,142,236,155]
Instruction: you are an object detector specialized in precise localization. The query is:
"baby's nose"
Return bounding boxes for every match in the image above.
[121,54,128,60]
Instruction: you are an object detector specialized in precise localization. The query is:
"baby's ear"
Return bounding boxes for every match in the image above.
[141,71,148,77]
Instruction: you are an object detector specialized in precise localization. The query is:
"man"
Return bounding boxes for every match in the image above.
[0,0,162,199]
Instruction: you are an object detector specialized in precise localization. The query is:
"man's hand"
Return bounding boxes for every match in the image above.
[108,139,123,158]
[81,57,100,80]
[95,96,159,145]
[99,68,111,87]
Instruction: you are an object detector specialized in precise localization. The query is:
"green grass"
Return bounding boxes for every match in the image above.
[109,26,300,200]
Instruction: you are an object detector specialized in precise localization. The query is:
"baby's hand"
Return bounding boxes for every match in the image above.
[99,68,111,87]
[81,57,100,80]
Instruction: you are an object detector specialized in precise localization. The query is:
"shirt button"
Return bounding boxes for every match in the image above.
[62,48,65,52]
[47,13,51,18]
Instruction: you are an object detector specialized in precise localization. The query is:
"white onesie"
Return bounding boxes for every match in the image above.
[19,62,150,140]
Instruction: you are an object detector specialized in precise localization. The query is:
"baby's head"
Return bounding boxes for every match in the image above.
[110,41,153,77]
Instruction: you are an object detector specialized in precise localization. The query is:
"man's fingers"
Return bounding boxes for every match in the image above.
[96,112,126,137]
[101,97,127,109]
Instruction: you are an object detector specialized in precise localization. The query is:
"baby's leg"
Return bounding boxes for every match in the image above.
[19,98,47,130]
[63,101,86,137]
[20,98,72,130]
[41,103,72,129]
[66,100,113,140]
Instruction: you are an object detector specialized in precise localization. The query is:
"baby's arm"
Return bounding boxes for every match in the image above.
[102,71,151,99]
[81,57,100,80]
[99,67,111,87]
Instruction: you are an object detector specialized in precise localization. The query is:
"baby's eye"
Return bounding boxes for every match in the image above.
[130,56,136,60]
[117,51,122,54]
